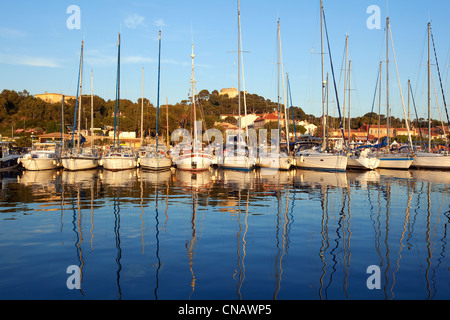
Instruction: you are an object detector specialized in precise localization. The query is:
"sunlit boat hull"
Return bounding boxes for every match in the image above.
[258,155,292,170]
[139,156,172,171]
[411,152,450,170]
[377,154,413,170]
[220,155,255,171]
[61,157,99,171]
[175,152,213,171]
[295,152,347,172]
[102,157,137,171]
[19,157,58,171]
[347,156,380,170]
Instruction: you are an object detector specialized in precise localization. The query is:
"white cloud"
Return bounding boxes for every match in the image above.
[0,27,27,38]
[124,13,146,29]
[85,49,155,67]
[0,53,60,68]
[123,56,155,64]
[154,19,168,28]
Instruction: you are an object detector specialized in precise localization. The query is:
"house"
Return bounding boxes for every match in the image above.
[35,92,76,104]
[252,111,285,130]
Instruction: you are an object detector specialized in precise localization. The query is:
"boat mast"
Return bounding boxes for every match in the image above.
[326,72,329,149]
[277,19,280,153]
[378,60,382,149]
[61,95,64,145]
[320,0,326,150]
[343,35,348,135]
[141,67,144,147]
[156,30,162,153]
[238,0,242,145]
[386,17,390,153]
[190,41,197,152]
[71,41,83,150]
[427,22,431,153]
[91,69,94,148]
[348,60,351,143]
[77,41,84,150]
[113,33,121,148]
[166,98,169,149]
[279,20,289,152]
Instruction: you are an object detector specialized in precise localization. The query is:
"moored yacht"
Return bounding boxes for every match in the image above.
[139,145,172,171]
[19,142,61,171]
[101,146,137,171]
[346,148,380,170]
[295,146,347,172]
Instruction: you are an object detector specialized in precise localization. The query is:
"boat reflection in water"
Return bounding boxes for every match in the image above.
[0,167,449,300]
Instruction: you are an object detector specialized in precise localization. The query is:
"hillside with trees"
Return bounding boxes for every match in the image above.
[1,88,444,147]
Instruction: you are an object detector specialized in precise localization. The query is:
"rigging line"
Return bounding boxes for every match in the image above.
[409,83,425,144]
[388,25,414,151]
[71,41,83,149]
[366,64,381,144]
[322,10,346,144]
[430,24,450,127]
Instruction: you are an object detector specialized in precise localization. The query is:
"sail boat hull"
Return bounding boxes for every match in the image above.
[411,152,450,170]
[258,155,292,170]
[102,156,137,171]
[175,152,213,172]
[221,155,255,171]
[20,157,58,171]
[61,157,99,171]
[377,154,413,170]
[140,155,172,171]
[294,151,347,172]
[347,150,380,170]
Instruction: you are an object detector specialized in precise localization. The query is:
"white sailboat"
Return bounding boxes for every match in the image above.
[61,40,100,171]
[411,22,450,170]
[344,54,380,170]
[102,33,138,171]
[173,42,213,171]
[140,31,172,171]
[258,20,292,171]
[19,143,61,171]
[294,0,347,172]
[221,0,256,171]
[347,148,380,170]
[376,16,414,170]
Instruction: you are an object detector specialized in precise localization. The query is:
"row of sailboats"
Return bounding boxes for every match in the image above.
[19,1,449,173]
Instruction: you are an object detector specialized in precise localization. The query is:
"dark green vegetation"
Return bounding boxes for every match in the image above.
[1,88,446,147]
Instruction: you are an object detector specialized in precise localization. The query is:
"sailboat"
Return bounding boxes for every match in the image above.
[411,22,450,170]
[376,16,414,170]
[220,0,256,171]
[344,55,380,170]
[61,40,100,171]
[102,33,138,171]
[258,20,292,171]
[294,0,347,172]
[172,42,213,171]
[139,31,172,171]
[18,142,61,171]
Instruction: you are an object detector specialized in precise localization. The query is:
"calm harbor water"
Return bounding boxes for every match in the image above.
[0,167,449,300]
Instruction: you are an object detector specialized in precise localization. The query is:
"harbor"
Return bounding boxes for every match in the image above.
[0,0,450,302]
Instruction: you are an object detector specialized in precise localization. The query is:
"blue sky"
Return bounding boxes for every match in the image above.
[0,0,449,121]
